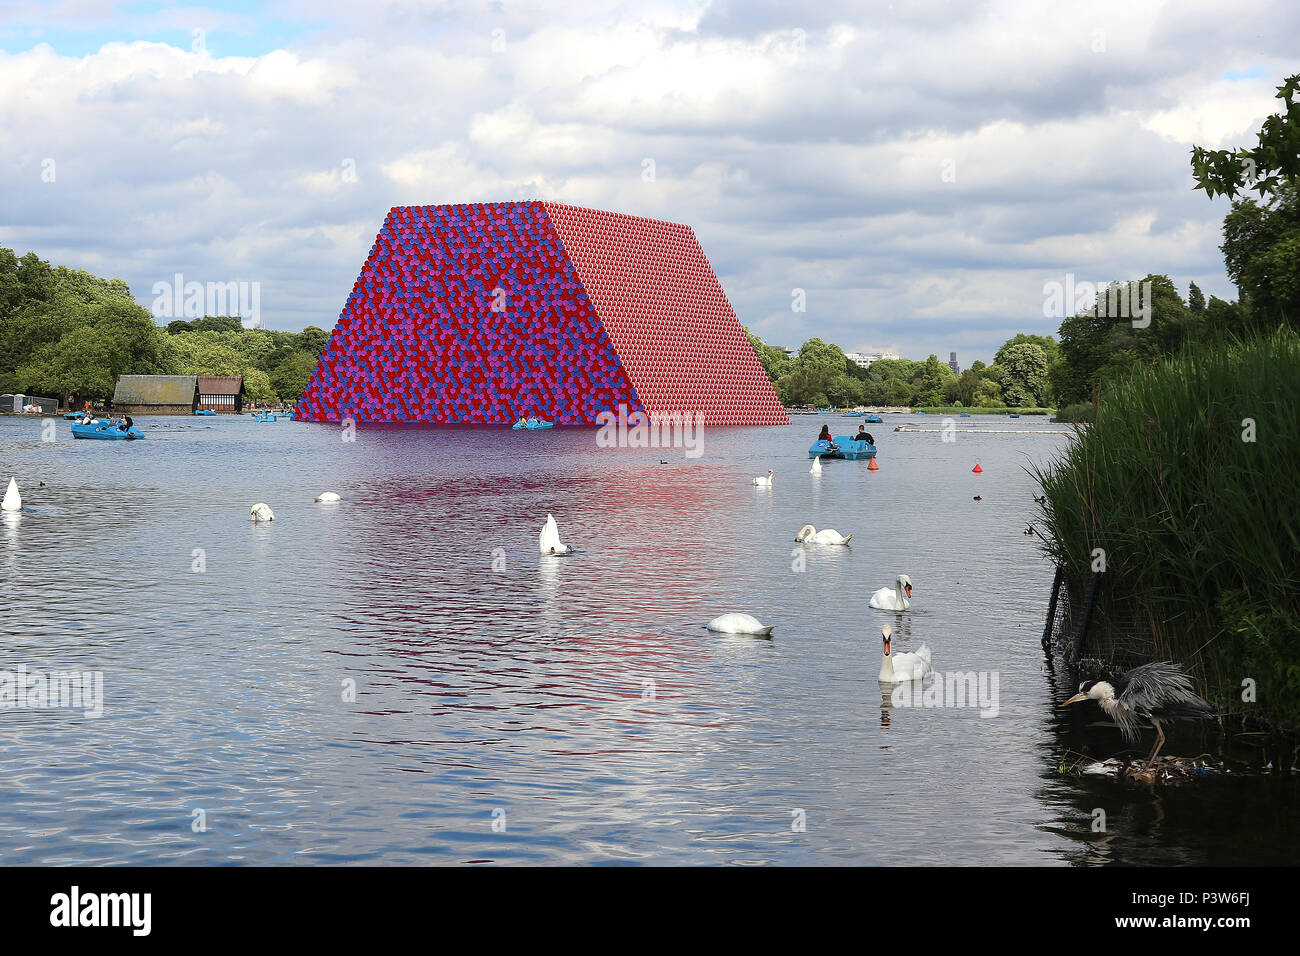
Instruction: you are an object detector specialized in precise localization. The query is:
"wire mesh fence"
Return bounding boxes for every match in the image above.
[1041,565,1157,678]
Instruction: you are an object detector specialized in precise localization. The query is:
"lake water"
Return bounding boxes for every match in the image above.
[0,413,1293,865]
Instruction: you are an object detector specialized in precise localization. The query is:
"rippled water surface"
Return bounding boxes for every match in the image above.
[1,413,1293,865]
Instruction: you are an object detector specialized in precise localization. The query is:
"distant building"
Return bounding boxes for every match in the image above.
[198,376,244,413]
[112,375,200,415]
[948,351,960,375]
[844,350,900,370]
[0,393,57,414]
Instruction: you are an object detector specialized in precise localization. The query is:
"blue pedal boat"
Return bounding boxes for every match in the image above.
[862,414,883,423]
[252,413,279,422]
[512,418,554,430]
[72,421,146,440]
[809,436,876,460]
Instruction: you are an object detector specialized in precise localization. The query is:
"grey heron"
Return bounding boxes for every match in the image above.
[1061,661,1216,768]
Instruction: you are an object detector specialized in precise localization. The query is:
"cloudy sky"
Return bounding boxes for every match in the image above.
[1,0,1294,364]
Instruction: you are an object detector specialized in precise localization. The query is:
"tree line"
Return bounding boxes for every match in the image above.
[0,249,329,407]
[746,330,1061,410]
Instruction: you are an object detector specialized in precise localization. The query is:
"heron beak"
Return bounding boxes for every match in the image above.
[1061,693,1088,707]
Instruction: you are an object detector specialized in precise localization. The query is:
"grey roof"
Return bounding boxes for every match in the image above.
[113,375,199,405]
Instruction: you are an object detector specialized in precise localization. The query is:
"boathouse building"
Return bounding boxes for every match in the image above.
[112,375,200,415]
[198,376,244,414]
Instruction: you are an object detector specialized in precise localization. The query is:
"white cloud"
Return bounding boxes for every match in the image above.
[0,0,1292,360]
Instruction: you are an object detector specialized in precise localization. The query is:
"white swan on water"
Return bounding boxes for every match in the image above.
[795,523,852,545]
[810,456,822,475]
[878,625,932,682]
[706,613,774,636]
[539,513,573,555]
[752,470,773,485]
[250,503,275,522]
[315,492,341,502]
[869,574,912,610]
[2,478,20,512]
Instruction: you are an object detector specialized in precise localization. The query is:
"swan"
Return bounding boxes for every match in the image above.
[315,492,341,502]
[250,503,275,522]
[878,625,932,682]
[706,613,774,636]
[752,470,773,485]
[869,574,912,610]
[2,478,20,512]
[810,456,822,475]
[795,523,852,545]
[539,512,573,555]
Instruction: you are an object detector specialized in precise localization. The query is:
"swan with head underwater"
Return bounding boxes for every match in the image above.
[706,613,774,637]
[539,513,574,555]
[878,624,932,682]
[2,477,21,512]
[795,523,852,545]
[869,574,913,610]
[810,456,822,475]
[752,470,774,486]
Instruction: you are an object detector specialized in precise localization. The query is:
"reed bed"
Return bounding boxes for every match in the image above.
[1033,330,1300,730]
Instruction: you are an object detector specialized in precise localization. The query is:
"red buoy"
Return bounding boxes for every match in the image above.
[868,457,879,471]
[972,462,983,473]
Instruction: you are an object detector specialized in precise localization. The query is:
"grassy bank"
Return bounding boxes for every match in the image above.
[1033,330,1300,730]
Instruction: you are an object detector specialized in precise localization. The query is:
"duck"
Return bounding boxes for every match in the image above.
[2,477,20,512]
[794,523,852,545]
[250,503,275,522]
[706,613,774,636]
[539,513,573,555]
[810,456,822,475]
[878,624,932,682]
[752,470,774,486]
[869,574,912,610]
[315,492,342,502]
[973,495,982,501]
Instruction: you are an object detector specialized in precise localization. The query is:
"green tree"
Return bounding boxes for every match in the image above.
[17,326,118,403]
[299,325,331,357]
[1188,281,1206,314]
[1191,74,1300,200]
[243,368,276,402]
[270,350,319,400]
[1220,185,1300,330]
[999,342,1049,406]
[912,354,953,406]
[190,315,244,333]
[744,327,792,382]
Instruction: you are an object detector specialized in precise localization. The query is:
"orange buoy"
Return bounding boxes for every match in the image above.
[972,462,983,473]
[868,457,879,471]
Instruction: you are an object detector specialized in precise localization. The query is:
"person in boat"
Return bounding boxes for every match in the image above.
[854,426,875,445]
[119,416,134,432]
[816,424,839,453]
